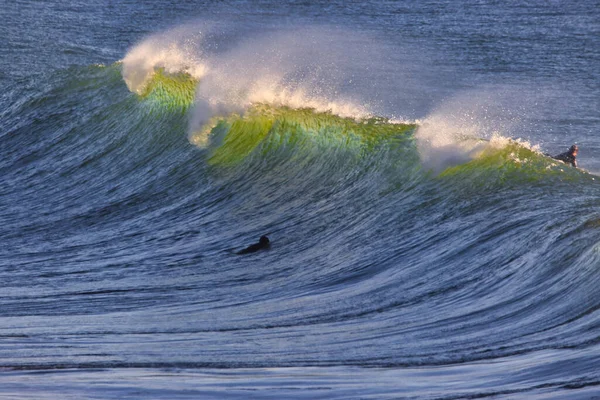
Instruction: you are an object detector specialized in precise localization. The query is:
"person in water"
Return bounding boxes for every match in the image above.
[553,144,578,168]
[237,235,270,254]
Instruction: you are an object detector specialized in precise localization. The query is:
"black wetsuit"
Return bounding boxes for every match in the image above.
[553,151,577,167]
[237,236,270,254]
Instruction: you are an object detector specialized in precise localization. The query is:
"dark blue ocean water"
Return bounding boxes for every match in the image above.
[1,1,600,398]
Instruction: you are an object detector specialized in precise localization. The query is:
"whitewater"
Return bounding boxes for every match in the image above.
[1,1,599,399]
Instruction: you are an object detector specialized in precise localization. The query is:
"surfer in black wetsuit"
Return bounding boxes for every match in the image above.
[237,235,270,254]
[553,144,578,168]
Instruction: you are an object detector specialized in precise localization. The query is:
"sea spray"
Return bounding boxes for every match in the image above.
[186,29,379,146]
[415,88,539,174]
[121,25,208,95]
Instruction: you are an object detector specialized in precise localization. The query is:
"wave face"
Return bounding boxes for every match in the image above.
[2,5,600,399]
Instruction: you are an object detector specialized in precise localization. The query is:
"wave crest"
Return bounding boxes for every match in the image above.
[121,26,207,95]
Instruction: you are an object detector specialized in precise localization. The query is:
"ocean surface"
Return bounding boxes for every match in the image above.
[1,1,600,398]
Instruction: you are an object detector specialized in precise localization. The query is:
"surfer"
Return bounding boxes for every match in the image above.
[237,235,270,254]
[553,144,578,168]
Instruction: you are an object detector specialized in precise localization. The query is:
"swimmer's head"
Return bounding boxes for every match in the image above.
[259,235,270,244]
[570,144,578,155]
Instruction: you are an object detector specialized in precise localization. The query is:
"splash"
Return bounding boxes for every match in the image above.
[120,25,388,145]
[186,28,385,146]
[121,26,208,95]
[415,89,541,174]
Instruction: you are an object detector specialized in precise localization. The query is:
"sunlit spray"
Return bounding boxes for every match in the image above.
[121,25,208,95]
[416,88,539,173]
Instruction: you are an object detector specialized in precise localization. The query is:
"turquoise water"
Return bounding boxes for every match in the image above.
[1,1,599,398]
